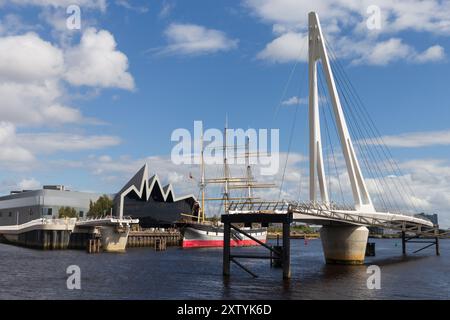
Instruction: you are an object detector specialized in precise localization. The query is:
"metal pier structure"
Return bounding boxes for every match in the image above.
[223,201,448,279]
[222,213,292,279]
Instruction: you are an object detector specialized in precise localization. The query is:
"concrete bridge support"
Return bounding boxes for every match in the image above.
[320,225,369,264]
[99,225,130,253]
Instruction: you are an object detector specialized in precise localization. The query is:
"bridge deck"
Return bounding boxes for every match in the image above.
[75,216,139,227]
[227,201,449,238]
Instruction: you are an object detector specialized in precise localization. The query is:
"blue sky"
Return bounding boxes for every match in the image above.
[1,0,450,226]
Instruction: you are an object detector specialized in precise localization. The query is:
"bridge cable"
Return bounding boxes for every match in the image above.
[330,61,402,213]
[323,40,407,212]
[325,59,397,212]
[278,99,300,200]
[329,44,421,213]
[272,40,306,123]
[317,70,347,206]
[325,39,419,214]
[273,41,307,201]
[319,60,393,212]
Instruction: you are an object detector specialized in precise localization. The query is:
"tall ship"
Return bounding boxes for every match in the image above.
[181,124,272,248]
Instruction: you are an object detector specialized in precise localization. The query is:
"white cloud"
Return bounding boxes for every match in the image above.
[0,122,35,163]
[65,28,135,90]
[18,177,41,190]
[0,1,134,178]
[0,80,82,125]
[282,96,307,106]
[2,0,107,11]
[244,0,450,35]
[244,0,329,26]
[356,38,412,65]
[414,45,445,63]
[159,23,238,56]
[115,0,149,13]
[0,32,63,82]
[159,0,174,18]
[0,33,83,125]
[399,159,450,227]
[17,133,121,153]
[0,27,135,126]
[281,95,326,106]
[0,177,41,193]
[257,32,307,63]
[364,129,450,148]
[245,0,448,65]
[0,121,121,168]
[352,39,445,66]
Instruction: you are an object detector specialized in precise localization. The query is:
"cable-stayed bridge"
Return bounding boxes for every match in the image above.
[222,12,446,278]
[228,200,446,237]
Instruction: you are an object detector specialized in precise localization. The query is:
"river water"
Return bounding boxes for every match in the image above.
[0,238,448,299]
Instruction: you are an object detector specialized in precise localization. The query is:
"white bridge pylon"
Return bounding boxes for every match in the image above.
[304,12,434,229]
[227,12,436,266]
[308,12,374,213]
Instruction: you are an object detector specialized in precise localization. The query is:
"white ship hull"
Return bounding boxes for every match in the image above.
[182,224,267,248]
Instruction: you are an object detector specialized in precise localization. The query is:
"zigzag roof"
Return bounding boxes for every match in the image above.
[114,163,197,218]
[117,163,196,202]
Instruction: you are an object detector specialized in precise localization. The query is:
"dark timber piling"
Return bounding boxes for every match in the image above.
[222,212,293,280]
[87,238,101,253]
[402,231,406,254]
[365,242,376,256]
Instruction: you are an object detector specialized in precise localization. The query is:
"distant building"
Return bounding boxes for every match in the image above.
[0,164,198,229]
[414,213,438,226]
[113,164,198,227]
[368,226,399,236]
[0,185,103,226]
[368,226,383,235]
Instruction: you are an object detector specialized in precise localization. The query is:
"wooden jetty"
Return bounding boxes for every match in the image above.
[127,228,181,248]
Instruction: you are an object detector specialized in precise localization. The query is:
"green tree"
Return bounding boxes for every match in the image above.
[88,195,113,218]
[58,206,78,218]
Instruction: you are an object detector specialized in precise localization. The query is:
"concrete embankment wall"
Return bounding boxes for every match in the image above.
[0,228,183,251]
[1,230,72,250]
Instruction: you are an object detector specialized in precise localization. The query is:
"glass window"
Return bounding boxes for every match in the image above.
[8,212,12,217]
[79,211,84,218]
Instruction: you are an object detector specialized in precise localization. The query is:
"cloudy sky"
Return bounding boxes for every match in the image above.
[1,0,450,227]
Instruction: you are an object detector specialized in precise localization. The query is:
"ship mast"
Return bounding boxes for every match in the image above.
[223,119,230,214]
[200,120,276,216]
[245,136,253,204]
[200,127,205,223]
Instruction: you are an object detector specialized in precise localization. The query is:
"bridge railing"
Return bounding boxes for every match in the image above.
[227,200,449,238]
[227,200,290,213]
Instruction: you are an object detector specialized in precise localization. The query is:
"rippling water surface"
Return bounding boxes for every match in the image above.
[0,239,448,299]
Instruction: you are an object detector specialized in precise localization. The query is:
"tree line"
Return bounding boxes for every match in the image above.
[58,195,113,219]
